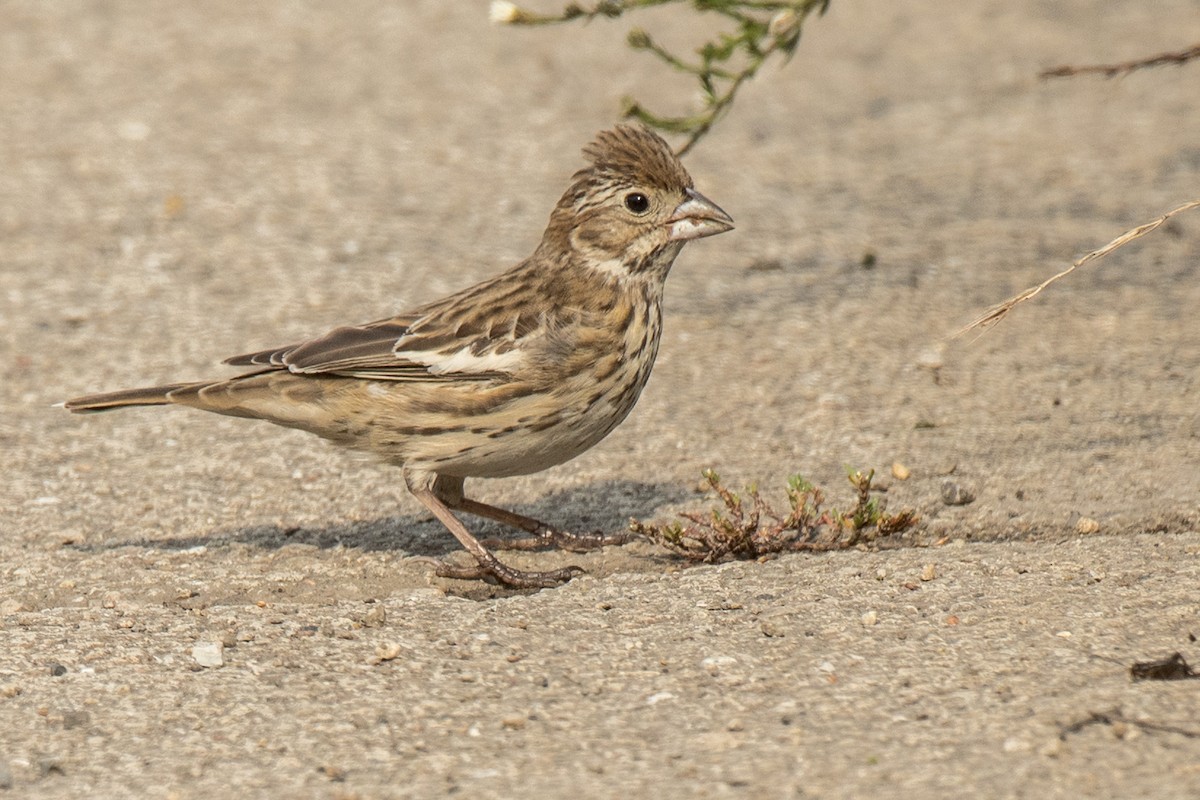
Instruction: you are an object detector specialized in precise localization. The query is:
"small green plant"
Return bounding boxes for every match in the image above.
[631,467,918,563]
[491,0,831,154]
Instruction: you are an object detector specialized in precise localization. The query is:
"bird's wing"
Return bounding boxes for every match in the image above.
[223,299,543,383]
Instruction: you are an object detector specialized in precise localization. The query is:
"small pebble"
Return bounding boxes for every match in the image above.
[701,656,738,676]
[1075,517,1100,534]
[333,622,357,640]
[920,564,938,582]
[760,619,786,638]
[374,642,402,662]
[191,642,224,668]
[49,664,68,677]
[861,610,878,627]
[915,346,944,371]
[1118,723,1141,741]
[1039,738,1063,758]
[941,481,975,506]
[891,462,911,480]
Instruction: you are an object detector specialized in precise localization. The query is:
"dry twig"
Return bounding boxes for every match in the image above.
[957,200,1200,337]
[1059,708,1200,741]
[1041,43,1200,79]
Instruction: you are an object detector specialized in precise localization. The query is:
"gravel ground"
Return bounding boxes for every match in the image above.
[3,1,1199,797]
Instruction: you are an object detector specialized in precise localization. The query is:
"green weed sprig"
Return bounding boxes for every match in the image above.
[491,0,831,154]
[631,468,918,563]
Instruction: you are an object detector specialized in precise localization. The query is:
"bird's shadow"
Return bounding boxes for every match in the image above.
[75,480,694,558]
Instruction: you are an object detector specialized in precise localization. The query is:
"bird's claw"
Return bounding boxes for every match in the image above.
[433,560,584,589]
[482,528,632,553]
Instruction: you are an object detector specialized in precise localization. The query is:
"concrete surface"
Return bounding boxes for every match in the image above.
[2,1,1199,797]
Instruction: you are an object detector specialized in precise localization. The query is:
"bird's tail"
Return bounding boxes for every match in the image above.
[62,382,208,413]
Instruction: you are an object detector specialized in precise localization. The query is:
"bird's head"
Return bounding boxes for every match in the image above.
[539,125,734,281]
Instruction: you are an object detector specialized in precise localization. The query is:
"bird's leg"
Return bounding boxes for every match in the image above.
[428,474,628,552]
[407,473,582,588]
[453,497,632,553]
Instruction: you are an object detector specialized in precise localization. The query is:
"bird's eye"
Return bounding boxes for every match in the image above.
[623,192,650,215]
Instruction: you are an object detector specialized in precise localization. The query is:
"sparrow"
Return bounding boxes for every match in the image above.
[64,124,734,588]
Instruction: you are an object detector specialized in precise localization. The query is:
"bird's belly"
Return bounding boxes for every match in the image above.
[437,428,606,478]
[397,356,652,479]
[422,388,642,478]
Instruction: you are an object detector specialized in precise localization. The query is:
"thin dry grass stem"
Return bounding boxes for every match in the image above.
[957,199,1200,338]
[1041,43,1200,79]
[631,468,919,564]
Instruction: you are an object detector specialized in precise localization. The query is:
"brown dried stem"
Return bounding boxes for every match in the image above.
[957,200,1200,337]
[1041,43,1200,79]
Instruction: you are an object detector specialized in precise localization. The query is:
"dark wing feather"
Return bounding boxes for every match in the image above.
[221,299,534,383]
[222,317,458,381]
[223,317,410,369]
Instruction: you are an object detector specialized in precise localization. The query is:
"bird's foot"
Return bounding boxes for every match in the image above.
[482,527,632,553]
[432,559,584,589]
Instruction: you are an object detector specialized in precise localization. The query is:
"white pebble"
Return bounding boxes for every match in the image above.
[191,642,224,668]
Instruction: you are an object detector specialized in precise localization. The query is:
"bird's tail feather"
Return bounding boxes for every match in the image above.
[62,382,207,413]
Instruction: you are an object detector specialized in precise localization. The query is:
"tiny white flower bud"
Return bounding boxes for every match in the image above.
[768,9,799,40]
[489,1,522,24]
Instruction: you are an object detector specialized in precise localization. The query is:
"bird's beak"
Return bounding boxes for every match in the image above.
[666,188,734,242]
